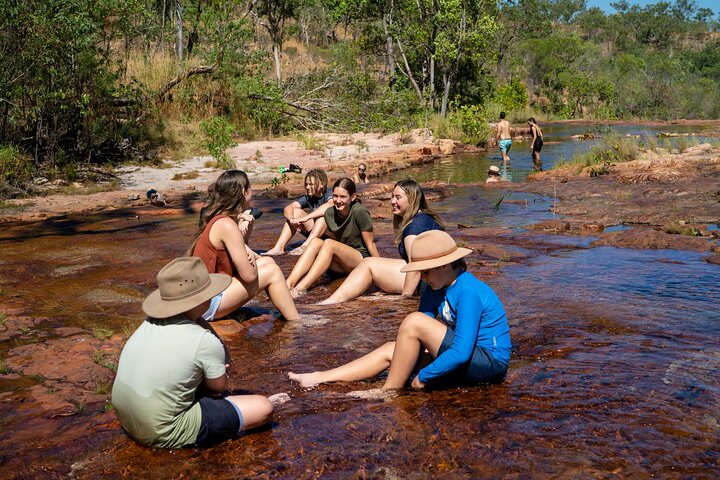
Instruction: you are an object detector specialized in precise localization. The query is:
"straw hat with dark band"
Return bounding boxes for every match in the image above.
[400,230,472,272]
[142,257,231,318]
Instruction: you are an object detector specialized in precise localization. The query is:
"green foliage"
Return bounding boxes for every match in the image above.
[355,139,370,152]
[296,133,325,151]
[0,360,8,375]
[428,104,492,145]
[93,381,111,395]
[91,350,104,365]
[91,326,114,340]
[563,134,641,171]
[199,117,237,170]
[664,221,702,236]
[495,79,528,112]
[0,146,34,187]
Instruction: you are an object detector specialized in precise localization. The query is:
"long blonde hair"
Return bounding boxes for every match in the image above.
[189,170,250,254]
[392,179,444,244]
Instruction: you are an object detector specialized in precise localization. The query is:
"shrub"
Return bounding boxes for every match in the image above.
[0,145,34,187]
[200,117,237,170]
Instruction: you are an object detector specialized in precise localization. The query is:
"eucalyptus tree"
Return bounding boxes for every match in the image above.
[255,0,300,82]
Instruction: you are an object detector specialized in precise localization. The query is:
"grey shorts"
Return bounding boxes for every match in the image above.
[434,328,508,387]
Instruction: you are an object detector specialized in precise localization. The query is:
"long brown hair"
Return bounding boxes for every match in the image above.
[392,179,444,244]
[189,170,250,254]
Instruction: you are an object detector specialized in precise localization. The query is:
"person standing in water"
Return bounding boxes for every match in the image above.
[528,118,544,171]
[289,230,511,395]
[496,112,512,163]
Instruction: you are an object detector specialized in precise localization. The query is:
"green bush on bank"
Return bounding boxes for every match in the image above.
[0,145,34,187]
[557,134,641,171]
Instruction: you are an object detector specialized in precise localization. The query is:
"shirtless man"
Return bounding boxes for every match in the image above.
[496,112,512,163]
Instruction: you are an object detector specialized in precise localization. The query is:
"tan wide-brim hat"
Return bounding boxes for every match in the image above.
[400,230,472,272]
[142,257,231,319]
[488,165,500,174]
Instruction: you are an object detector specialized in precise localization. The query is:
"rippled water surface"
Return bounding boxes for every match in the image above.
[1,124,718,478]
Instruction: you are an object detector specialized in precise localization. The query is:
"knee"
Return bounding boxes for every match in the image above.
[309,237,324,248]
[399,312,428,335]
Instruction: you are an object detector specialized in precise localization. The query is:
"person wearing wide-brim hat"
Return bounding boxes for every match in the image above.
[112,257,282,448]
[289,230,511,395]
[486,165,502,183]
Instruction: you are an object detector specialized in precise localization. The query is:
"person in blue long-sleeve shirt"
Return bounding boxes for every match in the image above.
[288,230,511,394]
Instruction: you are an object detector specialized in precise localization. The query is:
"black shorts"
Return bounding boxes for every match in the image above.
[433,328,508,387]
[532,137,544,152]
[195,397,243,447]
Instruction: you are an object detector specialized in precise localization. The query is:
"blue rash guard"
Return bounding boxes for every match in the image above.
[417,271,511,384]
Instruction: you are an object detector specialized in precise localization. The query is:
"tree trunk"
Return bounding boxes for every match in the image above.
[175,0,183,63]
[441,73,451,116]
[187,0,203,56]
[382,7,395,82]
[273,43,282,82]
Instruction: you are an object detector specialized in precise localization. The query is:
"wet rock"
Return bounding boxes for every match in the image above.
[212,319,245,337]
[582,224,605,232]
[127,193,140,201]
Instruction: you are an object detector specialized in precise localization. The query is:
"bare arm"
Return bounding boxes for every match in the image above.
[361,230,380,257]
[211,217,258,284]
[401,234,421,295]
[295,199,333,224]
[204,372,228,393]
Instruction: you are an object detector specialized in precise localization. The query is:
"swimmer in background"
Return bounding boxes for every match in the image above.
[352,163,369,184]
[486,165,502,183]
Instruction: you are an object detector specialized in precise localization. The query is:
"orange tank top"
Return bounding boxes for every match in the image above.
[192,215,238,278]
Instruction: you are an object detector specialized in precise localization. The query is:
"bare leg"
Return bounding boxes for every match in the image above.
[215,258,299,320]
[319,257,406,305]
[263,222,297,255]
[258,258,300,320]
[383,312,447,389]
[286,238,324,288]
[288,341,396,388]
[295,239,363,291]
[225,395,273,430]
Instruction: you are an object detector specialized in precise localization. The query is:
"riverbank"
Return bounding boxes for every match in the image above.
[0,129,473,223]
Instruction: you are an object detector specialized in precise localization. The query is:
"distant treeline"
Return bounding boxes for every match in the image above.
[0,0,718,189]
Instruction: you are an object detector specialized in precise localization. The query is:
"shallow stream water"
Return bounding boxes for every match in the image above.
[0,123,718,478]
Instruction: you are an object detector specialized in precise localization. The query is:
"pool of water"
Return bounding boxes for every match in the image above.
[1,124,718,477]
[383,122,716,184]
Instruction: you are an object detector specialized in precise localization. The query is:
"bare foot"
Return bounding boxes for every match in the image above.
[315,298,339,306]
[289,287,307,299]
[346,388,398,400]
[288,371,322,388]
[268,392,291,406]
[262,248,285,256]
[288,245,307,256]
